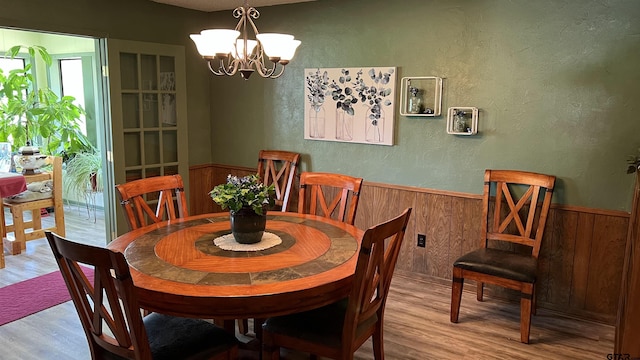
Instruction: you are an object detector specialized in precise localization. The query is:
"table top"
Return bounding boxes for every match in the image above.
[0,172,26,198]
[108,212,364,319]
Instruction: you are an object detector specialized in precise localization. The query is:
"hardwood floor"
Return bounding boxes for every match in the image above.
[0,206,615,359]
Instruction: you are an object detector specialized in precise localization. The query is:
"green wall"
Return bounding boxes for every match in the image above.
[2,0,639,211]
[0,0,219,166]
[209,0,640,211]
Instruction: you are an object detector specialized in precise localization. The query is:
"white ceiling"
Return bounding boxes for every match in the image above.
[151,0,315,12]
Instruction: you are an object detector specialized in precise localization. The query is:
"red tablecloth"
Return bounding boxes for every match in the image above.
[0,172,27,198]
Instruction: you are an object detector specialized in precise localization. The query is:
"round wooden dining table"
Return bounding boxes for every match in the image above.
[107,212,364,321]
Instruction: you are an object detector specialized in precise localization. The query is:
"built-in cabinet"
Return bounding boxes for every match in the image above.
[108,39,189,235]
[615,171,640,357]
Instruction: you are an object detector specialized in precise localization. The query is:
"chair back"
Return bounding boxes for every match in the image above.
[342,208,412,353]
[257,150,300,212]
[297,172,363,225]
[45,231,152,360]
[482,169,556,258]
[115,174,188,231]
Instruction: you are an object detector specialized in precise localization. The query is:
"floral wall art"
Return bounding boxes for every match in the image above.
[304,67,397,146]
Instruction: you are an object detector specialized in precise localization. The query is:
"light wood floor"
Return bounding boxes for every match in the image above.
[0,206,615,359]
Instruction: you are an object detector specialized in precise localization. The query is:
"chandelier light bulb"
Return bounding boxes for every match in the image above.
[190,2,300,80]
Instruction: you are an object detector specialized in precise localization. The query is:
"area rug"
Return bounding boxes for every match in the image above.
[0,266,93,326]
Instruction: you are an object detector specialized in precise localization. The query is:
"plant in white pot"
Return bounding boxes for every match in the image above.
[63,151,102,199]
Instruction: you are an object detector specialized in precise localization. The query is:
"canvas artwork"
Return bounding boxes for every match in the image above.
[304,67,397,146]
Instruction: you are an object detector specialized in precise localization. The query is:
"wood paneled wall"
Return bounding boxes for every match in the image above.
[190,163,629,325]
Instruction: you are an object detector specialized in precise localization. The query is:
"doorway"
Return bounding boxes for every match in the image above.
[0,28,113,244]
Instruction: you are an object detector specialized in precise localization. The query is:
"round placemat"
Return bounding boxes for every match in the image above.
[213,231,282,251]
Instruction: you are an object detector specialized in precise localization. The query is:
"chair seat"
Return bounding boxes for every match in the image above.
[145,313,237,360]
[104,313,238,360]
[262,298,377,349]
[453,248,538,283]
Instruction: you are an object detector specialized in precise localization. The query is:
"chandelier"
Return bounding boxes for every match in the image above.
[190,1,301,80]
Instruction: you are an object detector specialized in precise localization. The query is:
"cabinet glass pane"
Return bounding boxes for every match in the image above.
[143,94,159,128]
[162,130,178,163]
[144,131,160,165]
[159,56,175,75]
[119,53,138,90]
[140,54,157,91]
[126,169,142,183]
[160,94,176,126]
[165,165,178,176]
[123,133,141,167]
[146,167,161,178]
[122,93,140,129]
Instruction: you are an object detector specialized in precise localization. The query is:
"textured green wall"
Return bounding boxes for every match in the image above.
[0,0,218,166]
[209,0,640,211]
[2,0,639,211]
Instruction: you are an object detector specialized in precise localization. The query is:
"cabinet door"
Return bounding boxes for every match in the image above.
[107,39,188,235]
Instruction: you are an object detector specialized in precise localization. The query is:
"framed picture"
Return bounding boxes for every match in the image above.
[399,76,443,117]
[446,107,478,135]
[304,67,397,146]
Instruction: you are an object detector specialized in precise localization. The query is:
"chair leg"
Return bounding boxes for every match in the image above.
[451,267,464,323]
[532,284,537,316]
[476,281,484,301]
[32,208,42,231]
[261,332,279,360]
[11,208,26,253]
[254,317,265,340]
[520,288,534,344]
[372,321,384,360]
[54,206,66,237]
[1,203,7,265]
[238,319,248,335]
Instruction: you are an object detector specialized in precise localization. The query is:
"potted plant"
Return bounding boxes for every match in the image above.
[63,151,103,198]
[0,45,92,157]
[209,174,274,244]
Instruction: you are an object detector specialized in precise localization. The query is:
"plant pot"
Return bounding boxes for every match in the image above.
[229,206,267,244]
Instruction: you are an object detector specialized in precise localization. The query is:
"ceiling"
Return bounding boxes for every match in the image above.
[151,0,316,12]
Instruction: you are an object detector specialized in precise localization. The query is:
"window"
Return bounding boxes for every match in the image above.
[59,58,87,134]
[0,57,26,73]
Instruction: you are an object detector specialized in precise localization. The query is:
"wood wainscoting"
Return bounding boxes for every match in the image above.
[190,163,628,325]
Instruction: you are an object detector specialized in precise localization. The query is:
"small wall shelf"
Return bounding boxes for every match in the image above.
[400,76,443,117]
[446,107,478,135]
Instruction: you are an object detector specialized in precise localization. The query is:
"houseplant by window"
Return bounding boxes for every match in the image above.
[63,151,102,206]
[0,45,92,158]
[209,174,275,244]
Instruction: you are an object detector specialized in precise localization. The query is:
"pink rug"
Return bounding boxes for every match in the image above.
[0,266,94,326]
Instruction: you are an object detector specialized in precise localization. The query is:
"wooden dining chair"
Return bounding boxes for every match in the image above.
[450,169,556,344]
[3,155,65,254]
[297,172,363,225]
[45,231,238,360]
[257,150,300,212]
[115,174,188,231]
[261,208,412,360]
[240,150,300,335]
